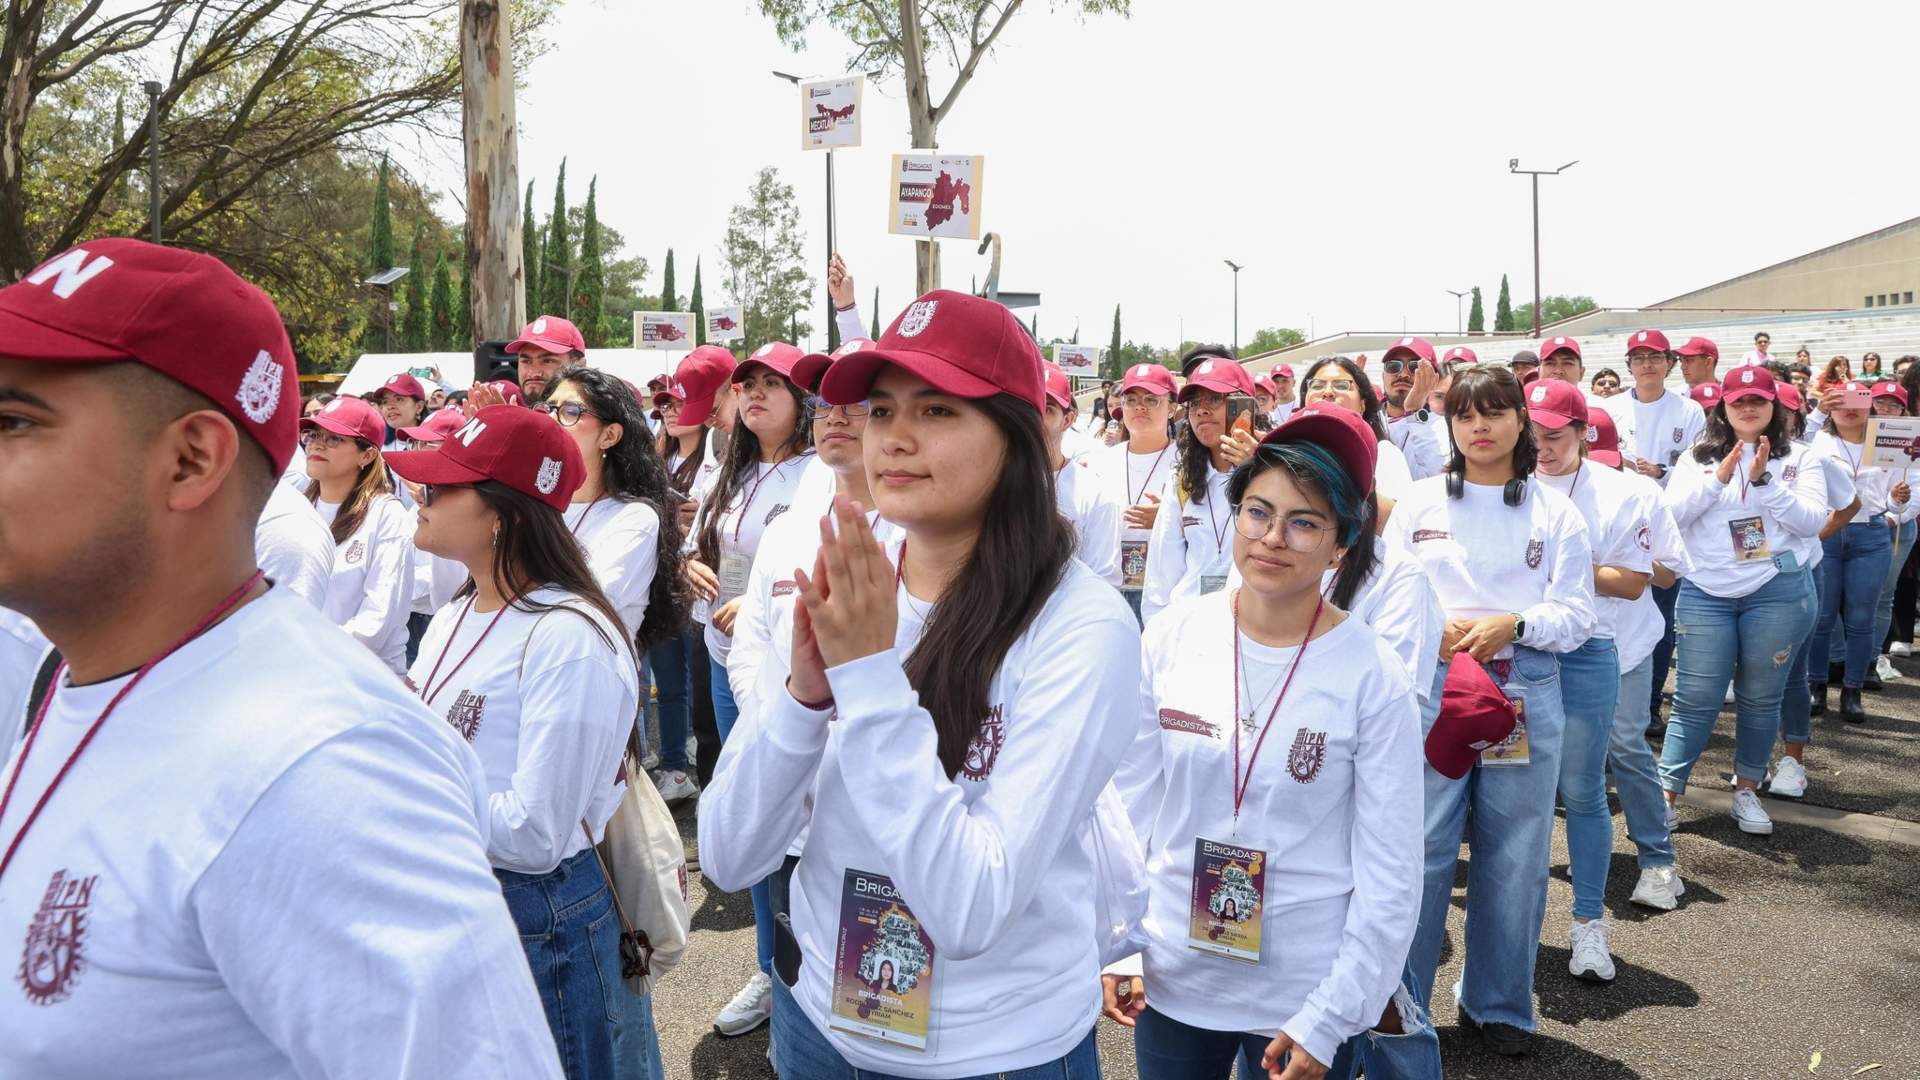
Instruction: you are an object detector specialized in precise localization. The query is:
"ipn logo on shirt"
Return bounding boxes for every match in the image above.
[19,869,98,1005]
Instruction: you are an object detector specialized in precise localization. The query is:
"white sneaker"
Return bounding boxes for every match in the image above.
[1664,800,1680,831]
[1630,865,1684,911]
[714,970,773,1036]
[1724,684,1737,705]
[655,770,699,804]
[1876,654,1902,682]
[1568,919,1617,983]
[1730,788,1774,835]
[1768,756,1809,799]
[1891,641,1913,657]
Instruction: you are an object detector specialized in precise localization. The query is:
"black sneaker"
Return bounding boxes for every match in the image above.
[1810,682,1828,717]
[1457,1006,1531,1056]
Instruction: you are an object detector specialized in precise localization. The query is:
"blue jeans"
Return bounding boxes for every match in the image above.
[1875,518,1916,655]
[1648,581,1680,714]
[1813,520,1893,689]
[1138,1005,1353,1080]
[497,849,623,1080]
[1556,638,1620,922]
[1124,588,1144,625]
[770,975,1101,1079]
[1611,657,1675,868]
[1780,569,1825,746]
[1233,977,1443,1080]
[1659,569,1818,791]
[646,627,694,773]
[712,654,774,976]
[1407,649,1565,1033]
[612,987,663,1080]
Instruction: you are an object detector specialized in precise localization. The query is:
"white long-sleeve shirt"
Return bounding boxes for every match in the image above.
[699,552,1141,1077]
[1372,438,1415,501]
[1534,463,1656,642]
[408,588,639,874]
[315,493,414,673]
[254,482,333,611]
[1057,455,1124,586]
[1383,476,1597,655]
[1809,431,1919,524]
[1386,410,1447,481]
[565,495,663,639]
[1112,593,1423,1067]
[703,454,816,666]
[0,588,563,1079]
[1610,470,1694,674]
[1664,441,1829,598]
[1601,389,1706,482]
[1104,442,1177,592]
[1141,465,1233,624]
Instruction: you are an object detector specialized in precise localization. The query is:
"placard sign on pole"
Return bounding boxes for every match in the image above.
[1053,344,1102,376]
[888,154,984,242]
[705,306,745,343]
[802,76,862,151]
[1867,415,1920,467]
[635,311,695,349]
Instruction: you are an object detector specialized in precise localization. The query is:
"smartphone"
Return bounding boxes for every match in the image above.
[1841,387,1872,411]
[1226,393,1257,436]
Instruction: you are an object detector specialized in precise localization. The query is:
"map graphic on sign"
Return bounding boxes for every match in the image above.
[706,305,745,343]
[889,154,984,242]
[801,76,863,151]
[636,311,695,350]
[1054,345,1102,375]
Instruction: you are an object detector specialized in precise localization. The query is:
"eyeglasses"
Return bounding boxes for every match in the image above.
[1627,354,1669,368]
[1305,379,1357,395]
[535,401,599,427]
[1233,503,1335,552]
[305,430,358,450]
[1381,360,1420,375]
[805,396,870,419]
[1122,394,1167,408]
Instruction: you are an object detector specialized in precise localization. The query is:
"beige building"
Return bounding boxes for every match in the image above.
[1652,215,1920,312]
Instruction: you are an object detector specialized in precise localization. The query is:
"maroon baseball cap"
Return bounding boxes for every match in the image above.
[300,395,386,445]
[1521,368,1542,388]
[1179,356,1256,400]
[0,238,300,471]
[793,337,875,393]
[1253,374,1279,396]
[820,290,1046,412]
[1624,329,1671,355]
[1524,379,1589,429]
[1541,336,1581,362]
[383,405,585,512]
[671,345,738,426]
[1442,346,1479,367]
[651,383,687,408]
[1776,383,1805,412]
[1873,380,1910,408]
[1586,406,1623,468]
[736,340,806,382]
[1043,362,1073,411]
[1119,362,1177,397]
[1675,336,1719,361]
[1274,365,1295,380]
[1690,382,1722,408]
[1382,336,1436,365]
[398,407,468,443]
[1722,365,1777,404]
[377,372,426,400]
[1426,655,1520,779]
[506,315,587,356]
[1258,400,1379,496]
[484,380,525,407]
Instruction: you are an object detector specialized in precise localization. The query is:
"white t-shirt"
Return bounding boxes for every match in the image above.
[565,495,663,640]
[1373,438,1415,501]
[254,482,333,611]
[1056,456,1124,586]
[1113,592,1422,1067]
[0,588,563,1079]
[699,553,1141,1078]
[1534,463,1657,642]
[411,549,469,616]
[1601,390,1706,481]
[1664,441,1829,598]
[314,493,415,673]
[1800,443,1863,573]
[0,607,49,708]
[1810,431,1920,523]
[408,586,640,874]
[702,454,816,665]
[1386,411,1447,481]
[1610,470,1693,673]
[1105,442,1177,592]
[1383,476,1597,655]
[1141,465,1234,624]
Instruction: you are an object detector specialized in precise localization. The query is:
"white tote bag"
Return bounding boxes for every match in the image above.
[583,751,691,997]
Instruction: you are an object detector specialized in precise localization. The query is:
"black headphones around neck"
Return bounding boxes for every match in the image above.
[1445,468,1527,506]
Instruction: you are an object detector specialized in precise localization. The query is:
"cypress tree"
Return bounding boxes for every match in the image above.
[661,248,676,312]
[690,258,706,345]
[457,240,472,350]
[539,160,571,319]
[1108,305,1122,379]
[1467,286,1485,334]
[114,97,132,206]
[401,223,428,351]
[870,287,880,339]
[428,253,455,351]
[1495,274,1514,332]
[521,179,539,317]
[369,155,393,275]
[578,177,607,346]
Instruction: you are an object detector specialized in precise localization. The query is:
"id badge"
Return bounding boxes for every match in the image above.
[1479,697,1530,767]
[717,554,752,606]
[1121,539,1150,590]
[1728,516,1771,562]
[1200,574,1229,595]
[829,869,936,1051]
[1188,838,1265,963]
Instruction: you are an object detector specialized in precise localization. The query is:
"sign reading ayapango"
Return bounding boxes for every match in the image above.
[1866,415,1920,468]
[705,305,745,343]
[635,311,694,349]
[1054,344,1103,376]
[802,76,863,150]
[889,154,984,241]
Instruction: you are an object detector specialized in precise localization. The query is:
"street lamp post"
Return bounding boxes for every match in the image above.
[1224,259,1243,355]
[1509,158,1578,336]
[143,81,162,243]
[1446,288,1470,334]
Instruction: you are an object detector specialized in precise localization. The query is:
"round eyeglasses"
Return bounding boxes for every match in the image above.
[1233,503,1335,553]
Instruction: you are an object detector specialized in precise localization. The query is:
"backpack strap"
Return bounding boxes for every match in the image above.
[23,648,62,737]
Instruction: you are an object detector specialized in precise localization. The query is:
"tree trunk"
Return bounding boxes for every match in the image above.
[0,6,48,280]
[899,0,939,295]
[460,0,523,346]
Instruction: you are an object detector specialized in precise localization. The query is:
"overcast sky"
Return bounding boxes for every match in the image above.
[422,0,1920,352]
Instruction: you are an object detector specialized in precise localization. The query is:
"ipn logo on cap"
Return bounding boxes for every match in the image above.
[531,317,549,335]
[1531,385,1548,402]
[1585,425,1599,444]
[535,457,563,495]
[1741,370,1755,384]
[898,300,938,338]
[1196,360,1215,376]
[234,350,283,423]
[1637,332,1648,343]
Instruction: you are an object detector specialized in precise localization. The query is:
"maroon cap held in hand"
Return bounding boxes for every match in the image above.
[1426,655,1520,779]
[383,405,585,512]
[820,290,1046,412]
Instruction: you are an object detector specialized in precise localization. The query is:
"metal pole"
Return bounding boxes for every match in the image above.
[1531,172,1541,336]
[1232,270,1239,355]
[143,81,162,243]
[383,288,393,352]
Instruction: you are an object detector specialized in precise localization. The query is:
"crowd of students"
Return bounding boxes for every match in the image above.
[1,238,1913,1080]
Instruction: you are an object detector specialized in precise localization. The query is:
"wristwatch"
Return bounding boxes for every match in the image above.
[1512,613,1527,642]
[1752,471,1774,487]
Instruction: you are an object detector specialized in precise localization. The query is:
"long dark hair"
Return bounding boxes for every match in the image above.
[695,372,812,568]
[553,364,693,650]
[661,422,709,493]
[905,394,1075,779]
[1442,367,1539,479]
[1174,413,1216,507]
[305,438,394,545]
[456,480,632,664]
[1897,357,1920,416]
[1298,356,1390,440]
[1693,400,1793,464]
[1227,441,1377,610]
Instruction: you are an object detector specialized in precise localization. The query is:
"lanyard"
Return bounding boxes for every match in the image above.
[1204,474,1231,556]
[731,457,797,543]
[1838,437,1863,480]
[1228,590,1324,832]
[0,570,264,884]
[567,492,607,536]
[1129,445,1171,506]
[419,595,514,707]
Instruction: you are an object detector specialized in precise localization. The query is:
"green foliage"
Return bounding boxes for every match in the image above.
[577,178,608,347]
[871,286,881,339]
[1105,305,1123,380]
[1238,327,1306,357]
[661,248,677,313]
[1495,275,1514,332]
[369,156,394,276]
[1510,295,1598,332]
[428,252,455,351]
[538,160,572,318]
[522,179,540,320]
[401,223,428,352]
[721,166,814,352]
[691,257,706,345]
[1468,286,1485,333]
[565,202,647,347]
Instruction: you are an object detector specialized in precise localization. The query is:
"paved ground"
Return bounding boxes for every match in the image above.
[645,664,1920,1079]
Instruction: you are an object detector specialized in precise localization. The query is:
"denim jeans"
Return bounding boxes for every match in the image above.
[1556,638,1621,922]
[1124,588,1144,625]
[1407,649,1565,1033]
[1812,520,1893,689]
[1611,657,1675,868]
[713,655,774,976]
[1137,1005,1353,1080]
[1234,976,1442,1080]
[770,976,1101,1079]
[611,987,664,1080]
[1659,568,1818,791]
[497,849,623,1080]
[1648,581,1680,715]
[1874,518,1916,654]
[1780,568,1826,747]
[645,627,695,773]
